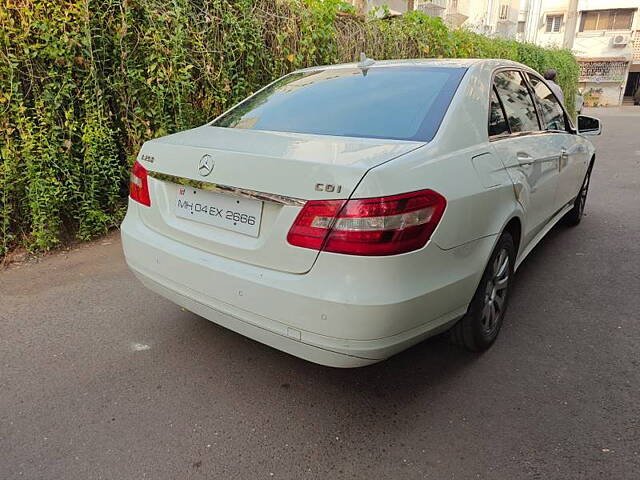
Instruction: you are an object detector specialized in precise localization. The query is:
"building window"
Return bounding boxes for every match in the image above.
[546,15,563,33]
[578,61,629,82]
[517,21,526,33]
[498,4,510,21]
[579,9,635,32]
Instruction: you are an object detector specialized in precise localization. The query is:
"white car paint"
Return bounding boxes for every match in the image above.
[121,58,597,367]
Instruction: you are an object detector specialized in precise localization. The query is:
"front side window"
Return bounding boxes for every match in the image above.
[493,71,540,133]
[546,15,563,32]
[527,74,567,131]
[212,66,467,142]
[489,87,509,137]
[580,9,635,31]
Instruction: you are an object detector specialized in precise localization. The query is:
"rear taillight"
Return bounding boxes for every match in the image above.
[287,190,446,256]
[129,161,151,207]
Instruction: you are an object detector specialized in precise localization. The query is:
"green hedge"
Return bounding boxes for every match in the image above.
[0,0,579,255]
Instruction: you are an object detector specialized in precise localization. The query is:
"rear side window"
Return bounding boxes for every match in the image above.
[493,71,540,133]
[527,73,567,131]
[489,87,509,137]
[212,67,467,142]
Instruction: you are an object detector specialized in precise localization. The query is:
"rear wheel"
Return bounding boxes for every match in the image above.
[450,232,515,352]
[564,162,593,226]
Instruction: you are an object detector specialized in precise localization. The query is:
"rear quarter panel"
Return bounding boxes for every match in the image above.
[353,144,519,250]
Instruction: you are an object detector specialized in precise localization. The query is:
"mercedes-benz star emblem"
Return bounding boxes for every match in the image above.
[198,154,214,177]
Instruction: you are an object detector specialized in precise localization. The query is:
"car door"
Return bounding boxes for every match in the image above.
[525,72,586,211]
[489,69,561,246]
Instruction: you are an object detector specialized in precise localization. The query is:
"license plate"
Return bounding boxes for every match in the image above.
[175,186,263,237]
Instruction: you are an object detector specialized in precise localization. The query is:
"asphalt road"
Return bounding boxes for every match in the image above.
[2,108,639,480]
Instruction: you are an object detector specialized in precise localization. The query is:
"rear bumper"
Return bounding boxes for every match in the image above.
[122,202,494,367]
[129,269,379,367]
[126,260,466,367]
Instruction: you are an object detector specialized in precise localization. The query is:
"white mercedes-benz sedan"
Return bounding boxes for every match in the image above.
[121,58,601,367]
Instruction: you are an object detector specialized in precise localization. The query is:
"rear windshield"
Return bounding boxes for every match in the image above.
[211,66,466,142]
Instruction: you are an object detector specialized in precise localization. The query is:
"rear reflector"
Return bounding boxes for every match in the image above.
[129,160,151,206]
[287,190,446,256]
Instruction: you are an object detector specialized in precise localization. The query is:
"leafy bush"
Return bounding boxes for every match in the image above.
[0,0,579,255]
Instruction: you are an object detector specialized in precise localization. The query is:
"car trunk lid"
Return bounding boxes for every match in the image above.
[136,125,422,274]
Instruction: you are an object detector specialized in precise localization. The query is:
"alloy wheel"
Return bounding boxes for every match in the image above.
[578,170,591,216]
[480,248,510,335]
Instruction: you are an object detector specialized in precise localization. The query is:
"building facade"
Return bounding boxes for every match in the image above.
[518,0,640,105]
[573,1,640,105]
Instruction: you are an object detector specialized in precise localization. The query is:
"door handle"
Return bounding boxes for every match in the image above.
[516,152,534,166]
[559,148,568,171]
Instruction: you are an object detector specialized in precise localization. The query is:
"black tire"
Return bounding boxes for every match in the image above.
[450,232,515,352]
[564,161,593,226]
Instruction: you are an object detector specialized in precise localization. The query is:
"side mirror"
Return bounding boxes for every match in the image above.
[577,115,602,136]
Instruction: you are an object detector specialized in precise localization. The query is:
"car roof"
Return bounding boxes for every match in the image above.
[296,58,528,73]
